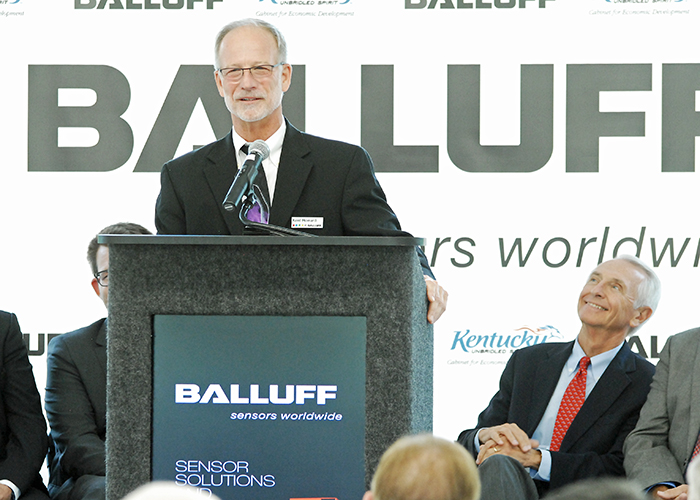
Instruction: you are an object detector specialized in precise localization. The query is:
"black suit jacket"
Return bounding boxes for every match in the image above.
[154,121,433,277]
[44,319,106,498]
[457,340,655,496]
[0,311,48,496]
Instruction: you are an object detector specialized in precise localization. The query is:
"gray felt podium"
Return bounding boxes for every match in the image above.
[100,235,433,500]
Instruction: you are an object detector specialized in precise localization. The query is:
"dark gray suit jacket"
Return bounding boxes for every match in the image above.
[457,340,655,496]
[45,319,106,499]
[154,121,433,277]
[0,311,48,498]
[623,327,700,488]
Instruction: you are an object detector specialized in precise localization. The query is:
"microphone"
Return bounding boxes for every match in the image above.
[222,139,271,212]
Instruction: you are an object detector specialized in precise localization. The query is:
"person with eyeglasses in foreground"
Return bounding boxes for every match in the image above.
[154,18,447,324]
[44,222,151,500]
[0,311,49,500]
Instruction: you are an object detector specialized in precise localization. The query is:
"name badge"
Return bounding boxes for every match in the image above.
[291,217,324,229]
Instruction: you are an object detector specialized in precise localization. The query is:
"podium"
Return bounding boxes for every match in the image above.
[100,235,433,500]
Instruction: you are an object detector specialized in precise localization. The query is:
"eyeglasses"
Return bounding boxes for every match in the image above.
[94,270,109,287]
[217,63,284,82]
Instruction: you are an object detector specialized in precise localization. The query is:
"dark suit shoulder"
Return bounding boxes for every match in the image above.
[513,339,654,377]
[163,133,231,172]
[634,354,655,380]
[494,341,573,393]
[614,342,655,378]
[508,340,573,361]
[296,129,363,152]
[0,310,17,333]
[284,123,368,162]
[49,319,106,353]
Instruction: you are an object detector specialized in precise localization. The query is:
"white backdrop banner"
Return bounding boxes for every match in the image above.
[1,0,698,446]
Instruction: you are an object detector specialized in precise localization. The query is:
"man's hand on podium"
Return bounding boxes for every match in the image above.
[424,276,448,324]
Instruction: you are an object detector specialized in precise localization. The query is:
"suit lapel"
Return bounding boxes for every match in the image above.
[269,122,313,227]
[526,342,573,434]
[95,319,107,378]
[202,131,245,235]
[686,339,700,460]
[559,343,633,452]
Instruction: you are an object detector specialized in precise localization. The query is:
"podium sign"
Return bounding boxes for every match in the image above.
[152,315,367,500]
[102,235,431,500]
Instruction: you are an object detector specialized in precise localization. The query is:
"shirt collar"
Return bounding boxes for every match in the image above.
[569,338,624,382]
[230,122,286,168]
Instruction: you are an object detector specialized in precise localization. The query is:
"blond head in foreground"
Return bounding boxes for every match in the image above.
[122,482,221,500]
[364,434,480,500]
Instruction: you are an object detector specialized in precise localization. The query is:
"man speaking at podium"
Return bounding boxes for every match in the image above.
[154,18,447,323]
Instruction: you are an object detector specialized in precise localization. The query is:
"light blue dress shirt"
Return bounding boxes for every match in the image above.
[531,339,624,481]
[474,338,625,483]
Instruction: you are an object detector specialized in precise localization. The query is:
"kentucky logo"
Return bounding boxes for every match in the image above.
[451,325,563,353]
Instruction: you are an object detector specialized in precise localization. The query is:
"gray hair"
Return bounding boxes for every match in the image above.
[613,254,661,313]
[214,18,288,69]
[610,254,661,336]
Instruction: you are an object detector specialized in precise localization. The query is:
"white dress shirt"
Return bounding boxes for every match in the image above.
[231,122,286,205]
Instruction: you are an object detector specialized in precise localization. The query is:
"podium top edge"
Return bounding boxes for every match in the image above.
[97,234,425,247]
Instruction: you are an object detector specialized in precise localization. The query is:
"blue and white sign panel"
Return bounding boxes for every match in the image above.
[152,315,366,500]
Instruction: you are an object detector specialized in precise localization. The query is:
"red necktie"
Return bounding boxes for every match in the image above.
[692,431,700,460]
[550,356,591,452]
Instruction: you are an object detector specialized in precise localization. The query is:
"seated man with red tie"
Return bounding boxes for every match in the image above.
[457,255,660,499]
[623,325,700,500]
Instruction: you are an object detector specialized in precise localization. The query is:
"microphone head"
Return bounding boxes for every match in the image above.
[249,139,270,160]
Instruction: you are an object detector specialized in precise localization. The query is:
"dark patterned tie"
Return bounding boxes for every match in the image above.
[550,356,591,452]
[240,143,270,224]
[241,143,270,202]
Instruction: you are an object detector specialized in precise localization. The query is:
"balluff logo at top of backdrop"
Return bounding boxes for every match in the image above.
[605,0,686,3]
[74,0,224,9]
[405,0,555,10]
